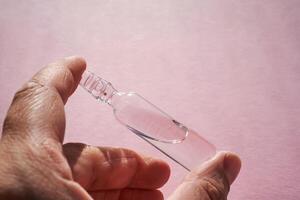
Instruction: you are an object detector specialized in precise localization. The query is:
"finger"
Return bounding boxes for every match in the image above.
[63,143,170,191]
[2,56,86,145]
[90,189,163,200]
[168,152,241,200]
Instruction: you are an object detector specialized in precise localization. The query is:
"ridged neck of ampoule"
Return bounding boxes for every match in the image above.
[80,70,118,104]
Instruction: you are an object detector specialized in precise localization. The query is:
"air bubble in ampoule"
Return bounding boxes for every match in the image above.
[111,92,188,143]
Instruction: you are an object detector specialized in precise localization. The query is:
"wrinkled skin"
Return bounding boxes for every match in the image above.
[0,56,241,200]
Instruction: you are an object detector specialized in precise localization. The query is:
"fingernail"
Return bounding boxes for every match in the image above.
[223,152,241,184]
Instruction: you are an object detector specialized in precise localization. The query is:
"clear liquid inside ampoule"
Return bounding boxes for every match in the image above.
[111,92,188,144]
[80,70,216,170]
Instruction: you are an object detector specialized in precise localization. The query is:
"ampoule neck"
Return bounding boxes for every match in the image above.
[80,71,118,104]
[99,81,118,104]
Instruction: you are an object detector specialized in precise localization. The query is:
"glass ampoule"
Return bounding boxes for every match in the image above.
[80,70,216,171]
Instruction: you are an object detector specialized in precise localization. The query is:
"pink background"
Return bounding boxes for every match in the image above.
[0,1,299,199]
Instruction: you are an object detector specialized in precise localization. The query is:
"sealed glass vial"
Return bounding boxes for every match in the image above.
[80,70,216,171]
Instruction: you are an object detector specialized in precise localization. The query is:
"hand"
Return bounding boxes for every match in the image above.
[0,56,241,200]
[0,56,170,200]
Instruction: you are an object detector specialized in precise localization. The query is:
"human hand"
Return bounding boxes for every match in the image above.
[0,56,170,200]
[0,56,241,200]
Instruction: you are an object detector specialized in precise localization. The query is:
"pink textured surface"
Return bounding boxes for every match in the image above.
[0,1,300,199]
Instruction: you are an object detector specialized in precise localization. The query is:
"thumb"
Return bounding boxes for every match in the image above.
[2,56,86,144]
[168,152,241,200]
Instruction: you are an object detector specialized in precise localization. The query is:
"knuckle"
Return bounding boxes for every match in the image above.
[200,176,229,200]
[13,80,47,104]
